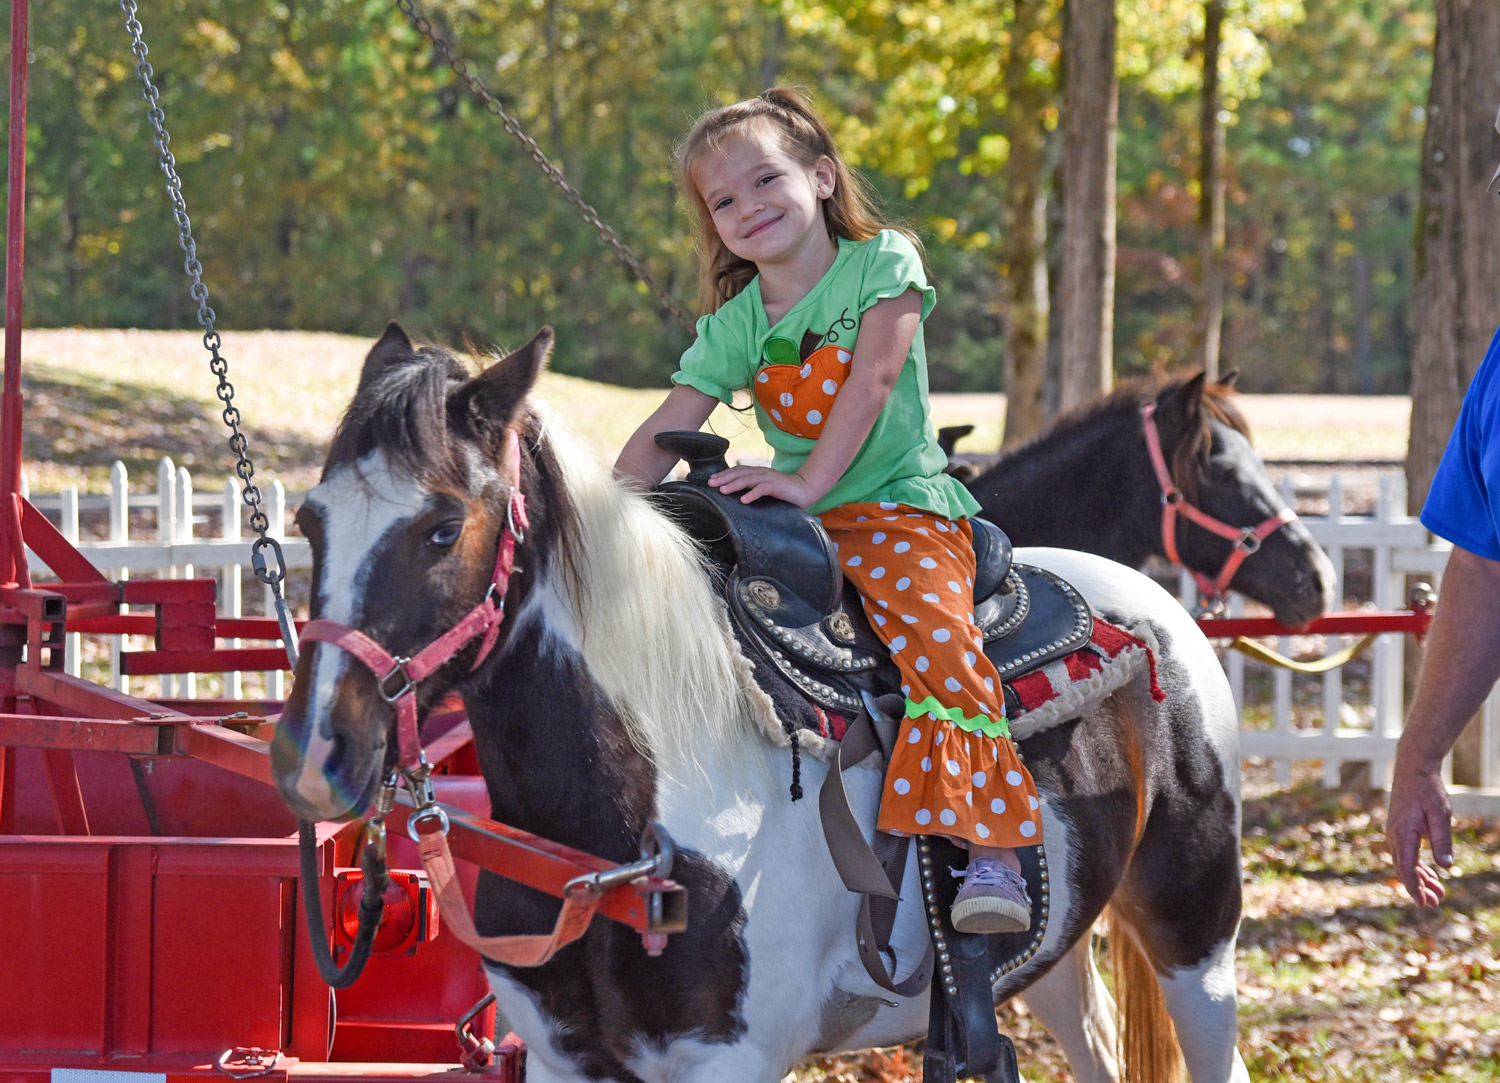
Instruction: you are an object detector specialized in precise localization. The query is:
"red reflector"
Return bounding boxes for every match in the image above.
[333,869,439,956]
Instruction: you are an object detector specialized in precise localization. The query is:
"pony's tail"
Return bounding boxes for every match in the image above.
[1105,906,1185,1083]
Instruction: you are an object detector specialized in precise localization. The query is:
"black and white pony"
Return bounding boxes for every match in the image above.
[964,376,1335,628]
[271,326,1251,1083]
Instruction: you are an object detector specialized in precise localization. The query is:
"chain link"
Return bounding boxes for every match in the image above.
[120,0,298,664]
[392,0,695,333]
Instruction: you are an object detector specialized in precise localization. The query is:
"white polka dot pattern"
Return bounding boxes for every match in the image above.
[819,504,1042,849]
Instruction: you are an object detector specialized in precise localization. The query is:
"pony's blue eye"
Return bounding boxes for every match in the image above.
[429,522,463,547]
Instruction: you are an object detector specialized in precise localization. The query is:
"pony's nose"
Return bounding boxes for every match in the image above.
[320,728,350,779]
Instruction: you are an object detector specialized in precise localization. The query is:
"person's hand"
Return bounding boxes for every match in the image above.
[708,465,818,508]
[1386,761,1454,906]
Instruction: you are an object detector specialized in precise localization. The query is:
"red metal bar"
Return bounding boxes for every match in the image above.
[19,498,112,584]
[41,748,90,834]
[122,647,295,674]
[0,584,64,621]
[1195,608,1433,641]
[386,795,688,936]
[0,745,14,832]
[122,578,218,605]
[0,494,27,590]
[14,665,193,720]
[0,713,166,754]
[175,721,278,786]
[66,613,291,637]
[1,0,28,554]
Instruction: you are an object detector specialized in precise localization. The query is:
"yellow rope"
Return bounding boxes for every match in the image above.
[1229,633,1378,673]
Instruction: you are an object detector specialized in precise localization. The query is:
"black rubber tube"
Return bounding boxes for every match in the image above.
[298,819,387,988]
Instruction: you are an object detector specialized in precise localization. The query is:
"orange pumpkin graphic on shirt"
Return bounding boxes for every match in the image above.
[752,334,853,439]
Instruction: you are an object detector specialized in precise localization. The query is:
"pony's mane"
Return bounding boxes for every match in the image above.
[533,408,780,781]
[1022,374,1251,501]
[1043,374,1249,441]
[325,347,474,491]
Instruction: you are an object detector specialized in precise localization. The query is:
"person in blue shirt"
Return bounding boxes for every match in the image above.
[1387,325,1500,906]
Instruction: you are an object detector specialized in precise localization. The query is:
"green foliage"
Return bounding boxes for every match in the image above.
[8,0,1431,394]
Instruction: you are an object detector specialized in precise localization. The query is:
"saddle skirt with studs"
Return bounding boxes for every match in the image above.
[651,431,1094,726]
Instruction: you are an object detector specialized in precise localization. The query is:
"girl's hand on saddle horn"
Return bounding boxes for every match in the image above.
[709,465,819,508]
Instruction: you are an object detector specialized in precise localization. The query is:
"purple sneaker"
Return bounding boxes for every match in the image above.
[950,858,1031,935]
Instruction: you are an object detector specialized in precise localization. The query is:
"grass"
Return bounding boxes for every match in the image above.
[16,327,1410,502]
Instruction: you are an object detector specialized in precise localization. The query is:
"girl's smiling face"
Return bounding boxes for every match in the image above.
[693,127,837,271]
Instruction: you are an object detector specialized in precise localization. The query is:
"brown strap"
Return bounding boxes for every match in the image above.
[819,708,901,897]
[414,816,599,967]
[856,836,934,997]
[821,707,934,997]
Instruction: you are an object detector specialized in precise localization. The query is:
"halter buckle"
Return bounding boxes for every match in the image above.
[408,803,450,838]
[1237,528,1263,555]
[506,494,526,544]
[377,658,414,703]
[1162,489,1184,507]
[1191,593,1227,619]
[403,761,449,840]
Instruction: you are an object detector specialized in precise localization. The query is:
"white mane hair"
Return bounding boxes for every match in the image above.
[534,407,780,784]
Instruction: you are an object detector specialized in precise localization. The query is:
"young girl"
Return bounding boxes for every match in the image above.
[615,87,1041,935]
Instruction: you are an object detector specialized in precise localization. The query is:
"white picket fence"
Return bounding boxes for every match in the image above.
[23,460,1500,809]
[1179,472,1499,813]
[23,459,310,701]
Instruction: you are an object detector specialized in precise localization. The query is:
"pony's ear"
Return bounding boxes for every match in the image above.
[358,322,416,393]
[1159,371,1208,427]
[1216,367,1240,389]
[450,327,553,439]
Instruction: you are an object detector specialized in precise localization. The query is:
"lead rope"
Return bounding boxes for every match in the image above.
[121,1,383,986]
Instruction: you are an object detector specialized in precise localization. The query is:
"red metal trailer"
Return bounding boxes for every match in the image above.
[0,4,685,1080]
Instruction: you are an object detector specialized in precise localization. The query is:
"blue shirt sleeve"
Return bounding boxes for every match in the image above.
[1421,325,1500,560]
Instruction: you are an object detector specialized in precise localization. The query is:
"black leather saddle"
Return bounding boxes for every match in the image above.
[652,431,1093,718]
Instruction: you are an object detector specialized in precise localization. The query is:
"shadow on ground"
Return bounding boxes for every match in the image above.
[24,369,327,483]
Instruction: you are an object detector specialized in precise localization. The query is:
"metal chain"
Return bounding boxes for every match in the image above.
[392,0,696,333]
[120,0,299,666]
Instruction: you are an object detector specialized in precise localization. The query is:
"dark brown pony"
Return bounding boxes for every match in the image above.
[965,374,1334,626]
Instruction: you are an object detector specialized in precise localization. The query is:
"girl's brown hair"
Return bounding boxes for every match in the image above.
[675,86,921,312]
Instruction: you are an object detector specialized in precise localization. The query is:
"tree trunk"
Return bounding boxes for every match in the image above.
[1059,0,1117,411]
[1353,250,1373,394]
[1315,238,1341,392]
[1001,0,1053,445]
[1193,0,1225,380]
[1408,0,1500,786]
[1408,0,1500,514]
[760,11,786,88]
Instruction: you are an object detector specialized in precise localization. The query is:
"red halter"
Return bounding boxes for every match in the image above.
[297,427,529,773]
[1140,403,1294,612]
[291,426,646,968]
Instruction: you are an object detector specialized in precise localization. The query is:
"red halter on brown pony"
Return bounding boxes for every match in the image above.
[1141,401,1295,614]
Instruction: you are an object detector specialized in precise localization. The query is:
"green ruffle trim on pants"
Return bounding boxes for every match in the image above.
[905,695,1010,739]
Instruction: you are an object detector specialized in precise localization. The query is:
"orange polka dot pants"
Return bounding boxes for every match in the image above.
[818,503,1043,850]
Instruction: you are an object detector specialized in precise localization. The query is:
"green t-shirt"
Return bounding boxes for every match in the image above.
[672,230,980,519]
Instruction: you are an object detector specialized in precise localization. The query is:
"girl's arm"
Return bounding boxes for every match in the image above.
[709,289,923,507]
[614,383,720,489]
